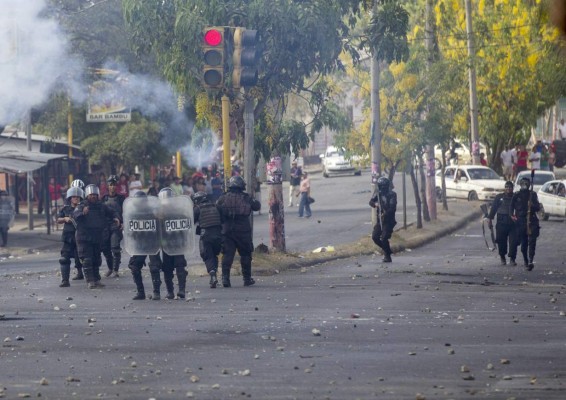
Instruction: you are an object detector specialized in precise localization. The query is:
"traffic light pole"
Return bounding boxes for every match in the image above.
[244,95,255,231]
[222,94,231,186]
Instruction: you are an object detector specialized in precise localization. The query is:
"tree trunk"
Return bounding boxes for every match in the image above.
[440,144,448,211]
[268,183,286,251]
[409,163,423,229]
[418,153,430,222]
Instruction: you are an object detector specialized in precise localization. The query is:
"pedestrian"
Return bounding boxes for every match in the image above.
[288,161,302,207]
[193,191,222,288]
[510,176,541,271]
[557,118,566,140]
[479,152,487,166]
[500,145,514,180]
[297,172,312,218]
[124,191,163,300]
[0,190,15,247]
[48,177,65,216]
[540,145,550,171]
[98,172,109,198]
[147,179,161,197]
[57,187,84,287]
[73,185,120,289]
[101,175,125,278]
[210,173,223,202]
[129,173,143,197]
[158,187,189,299]
[216,176,261,287]
[487,181,518,266]
[369,177,397,263]
[116,173,129,198]
[515,145,529,175]
[170,176,184,196]
[529,146,541,170]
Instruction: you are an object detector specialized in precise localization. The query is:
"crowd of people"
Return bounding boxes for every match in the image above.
[499,141,555,181]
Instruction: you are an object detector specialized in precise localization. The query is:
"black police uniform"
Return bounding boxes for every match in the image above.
[488,191,518,265]
[101,193,125,275]
[216,189,261,287]
[160,211,189,299]
[369,182,397,262]
[510,187,541,270]
[57,203,82,286]
[194,199,223,288]
[73,200,118,287]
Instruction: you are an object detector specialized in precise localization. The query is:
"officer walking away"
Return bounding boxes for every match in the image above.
[73,185,120,289]
[216,176,261,287]
[369,177,397,263]
[193,191,222,288]
[57,187,84,287]
[511,176,541,271]
[0,190,15,247]
[487,181,518,266]
[101,175,125,278]
[124,191,163,300]
[158,187,189,299]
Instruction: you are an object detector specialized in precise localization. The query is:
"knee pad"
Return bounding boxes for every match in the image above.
[59,257,71,266]
[175,266,188,278]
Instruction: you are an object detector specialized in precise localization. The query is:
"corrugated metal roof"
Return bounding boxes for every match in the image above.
[0,150,66,173]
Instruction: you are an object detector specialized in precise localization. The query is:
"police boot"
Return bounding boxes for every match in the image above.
[177,270,187,299]
[382,253,392,263]
[131,270,145,300]
[59,260,71,288]
[241,258,255,286]
[83,262,97,289]
[112,252,121,276]
[527,259,535,271]
[222,267,231,288]
[151,272,162,300]
[72,267,84,280]
[209,271,218,289]
[500,256,507,265]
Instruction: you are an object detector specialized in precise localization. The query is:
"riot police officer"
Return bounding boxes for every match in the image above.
[73,185,120,289]
[488,181,518,265]
[216,176,261,287]
[123,191,163,300]
[369,177,397,263]
[511,176,541,271]
[193,191,222,288]
[101,175,125,278]
[57,186,84,287]
[158,187,189,299]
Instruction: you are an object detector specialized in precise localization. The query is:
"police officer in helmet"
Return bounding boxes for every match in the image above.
[369,177,397,263]
[73,184,120,289]
[57,187,84,287]
[510,176,541,271]
[101,175,125,278]
[216,176,261,287]
[488,181,518,265]
[193,191,222,288]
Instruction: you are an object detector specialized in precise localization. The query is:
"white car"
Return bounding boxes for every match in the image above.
[513,170,555,193]
[435,165,506,201]
[320,146,361,178]
[537,180,566,220]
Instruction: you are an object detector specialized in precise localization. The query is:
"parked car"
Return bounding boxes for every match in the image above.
[513,170,555,193]
[435,165,506,201]
[434,140,487,169]
[320,146,361,178]
[536,180,566,220]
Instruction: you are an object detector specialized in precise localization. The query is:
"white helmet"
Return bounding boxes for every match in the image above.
[84,184,100,197]
[71,179,85,189]
[66,187,84,200]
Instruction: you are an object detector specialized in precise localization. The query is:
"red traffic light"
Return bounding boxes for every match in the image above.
[204,29,223,46]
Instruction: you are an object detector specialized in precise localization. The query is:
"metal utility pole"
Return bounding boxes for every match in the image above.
[370,2,382,185]
[424,0,437,220]
[243,95,255,232]
[221,94,232,186]
[24,110,34,230]
[465,0,480,165]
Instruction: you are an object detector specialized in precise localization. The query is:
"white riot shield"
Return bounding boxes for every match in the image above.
[158,195,195,256]
[122,196,160,255]
[0,196,15,228]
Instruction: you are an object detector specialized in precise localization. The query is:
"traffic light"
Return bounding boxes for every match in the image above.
[202,27,225,89]
[232,28,258,88]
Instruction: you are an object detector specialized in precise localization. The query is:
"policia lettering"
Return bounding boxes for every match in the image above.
[129,220,157,231]
[164,219,191,232]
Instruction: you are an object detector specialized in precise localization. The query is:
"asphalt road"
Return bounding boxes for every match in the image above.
[1,212,564,399]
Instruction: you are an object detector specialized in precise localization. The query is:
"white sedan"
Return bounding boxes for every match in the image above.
[537,180,566,220]
[435,165,506,201]
[513,170,555,193]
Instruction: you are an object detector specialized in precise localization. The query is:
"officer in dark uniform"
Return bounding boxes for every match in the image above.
[487,181,518,265]
[101,175,125,278]
[511,176,541,271]
[158,187,189,299]
[216,176,261,287]
[73,185,120,289]
[369,177,397,263]
[56,187,84,287]
[193,191,222,288]
[126,191,163,300]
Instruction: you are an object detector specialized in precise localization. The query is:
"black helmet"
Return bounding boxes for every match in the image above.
[84,184,100,197]
[504,180,514,190]
[228,175,246,190]
[192,191,209,205]
[107,175,118,184]
[377,177,391,192]
[519,177,530,190]
[133,190,147,198]
[158,187,174,199]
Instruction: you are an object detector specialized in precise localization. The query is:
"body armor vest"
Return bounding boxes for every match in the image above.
[198,203,221,228]
[220,192,252,218]
[59,205,77,233]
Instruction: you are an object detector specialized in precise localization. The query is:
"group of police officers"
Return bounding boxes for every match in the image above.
[56,174,260,300]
